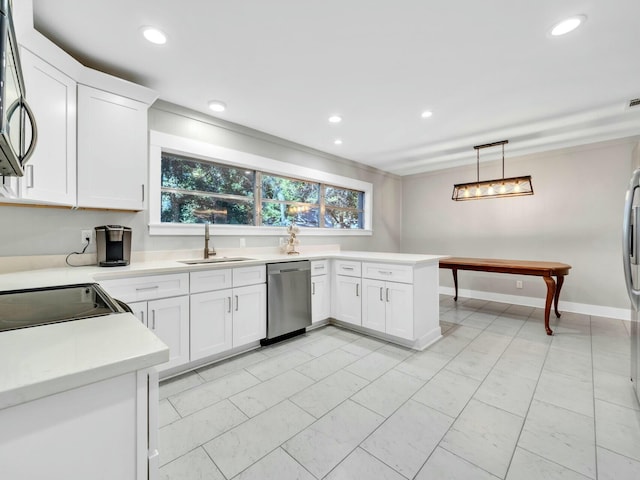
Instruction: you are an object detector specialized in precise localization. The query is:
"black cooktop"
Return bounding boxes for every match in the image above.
[0,283,125,332]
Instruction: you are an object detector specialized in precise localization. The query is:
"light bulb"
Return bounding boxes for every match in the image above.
[208,100,227,112]
[141,27,167,45]
[551,15,586,36]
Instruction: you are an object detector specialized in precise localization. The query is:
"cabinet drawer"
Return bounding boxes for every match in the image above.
[362,262,413,283]
[311,259,329,276]
[190,268,233,293]
[233,265,266,287]
[333,260,361,277]
[99,273,189,303]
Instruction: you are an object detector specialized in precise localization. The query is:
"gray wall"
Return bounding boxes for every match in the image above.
[0,102,402,257]
[401,138,638,309]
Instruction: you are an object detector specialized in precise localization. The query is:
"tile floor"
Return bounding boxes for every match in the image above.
[157,295,640,479]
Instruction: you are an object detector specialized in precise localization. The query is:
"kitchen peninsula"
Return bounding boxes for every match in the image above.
[0,248,443,478]
[0,248,445,377]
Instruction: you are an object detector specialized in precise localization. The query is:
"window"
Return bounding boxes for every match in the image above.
[161,153,254,225]
[261,174,320,227]
[324,185,364,228]
[149,131,373,236]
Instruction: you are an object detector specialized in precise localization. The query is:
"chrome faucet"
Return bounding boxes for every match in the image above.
[204,223,216,258]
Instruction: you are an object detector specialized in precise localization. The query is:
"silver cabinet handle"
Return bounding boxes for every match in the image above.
[379,270,392,275]
[313,265,324,270]
[151,310,156,329]
[379,287,383,301]
[227,296,232,313]
[26,164,34,188]
[139,311,145,324]
[356,283,359,297]
[235,295,239,311]
[386,288,390,302]
[312,282,316,295]
[136,285,160,292]
[342,266,354,271]
[141,184,145,202]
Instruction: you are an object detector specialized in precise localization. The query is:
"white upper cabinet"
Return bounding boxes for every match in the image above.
[77,85,148,210]
[19,48,76,205]
[9,3,157,209]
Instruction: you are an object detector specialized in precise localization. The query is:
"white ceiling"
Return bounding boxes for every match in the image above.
[32,0,640,175]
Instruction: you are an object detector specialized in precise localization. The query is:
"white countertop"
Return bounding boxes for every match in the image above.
[0,313,169,410]
[0,249,444,410]
[0,250,446,291]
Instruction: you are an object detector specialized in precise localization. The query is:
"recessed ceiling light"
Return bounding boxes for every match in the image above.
[421,110,433,119]
[550,15,586,36]
[334,139,343,145]
[141,26,167,45]
[208,100,227,112]
[328,115,342,124]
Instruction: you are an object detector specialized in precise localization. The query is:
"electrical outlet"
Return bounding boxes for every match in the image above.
[516,280,523,289]
[81,229,93,245]
[239,237,246,247]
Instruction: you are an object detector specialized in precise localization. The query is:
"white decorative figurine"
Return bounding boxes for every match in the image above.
[285,223,300,255]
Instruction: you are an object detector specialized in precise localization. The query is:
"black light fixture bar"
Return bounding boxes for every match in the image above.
[451,140,534,201]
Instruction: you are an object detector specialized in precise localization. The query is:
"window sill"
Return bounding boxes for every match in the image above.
[148,223,373,237]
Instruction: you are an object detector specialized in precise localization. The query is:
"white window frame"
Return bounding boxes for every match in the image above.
[148,131,373,236]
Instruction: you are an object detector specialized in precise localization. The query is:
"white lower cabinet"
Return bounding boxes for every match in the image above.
[333,274,362,326]
[231,283,267,347]
[362,278,414,339]
[190,290,233,360]
[311,260,331,324]
[0,370,158,480]
[311,274,330,323]
[148,297,190,372]
[190,283,266,360]
[130,297,189,373]
[189,265,266,362]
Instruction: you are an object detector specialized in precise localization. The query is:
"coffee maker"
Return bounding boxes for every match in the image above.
[95,225,132,267]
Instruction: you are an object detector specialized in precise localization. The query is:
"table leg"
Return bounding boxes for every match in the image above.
[452,268,458,301]
[543,276,556,335]
[554,275,564,318]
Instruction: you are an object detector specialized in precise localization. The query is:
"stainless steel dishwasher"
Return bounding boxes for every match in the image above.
[263,260,312,345]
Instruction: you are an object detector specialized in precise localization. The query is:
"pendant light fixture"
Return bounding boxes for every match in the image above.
[451,140,534,201]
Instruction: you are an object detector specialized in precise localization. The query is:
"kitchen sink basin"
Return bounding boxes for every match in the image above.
[179,257,255,265]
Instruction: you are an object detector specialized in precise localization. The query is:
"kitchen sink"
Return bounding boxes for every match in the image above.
[179,257,255,265]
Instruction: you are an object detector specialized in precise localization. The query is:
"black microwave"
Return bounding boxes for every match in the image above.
[0,0,36,177]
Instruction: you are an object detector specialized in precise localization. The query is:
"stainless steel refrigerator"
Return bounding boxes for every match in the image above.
[623,165,640,404]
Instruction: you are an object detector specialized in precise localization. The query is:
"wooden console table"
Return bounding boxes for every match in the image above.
[439,257,571,335]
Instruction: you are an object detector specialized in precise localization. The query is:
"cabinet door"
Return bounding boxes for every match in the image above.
[190,290,233,361]
[148,296,190,372]
[334,275,361,326]
[311,274,330,324]
[232,283,266,347]
[0,373,139,480]
[19,48,76,205]
[77,85,147,210]
[362,278,386,332]
[385,282,414,340]
[127,300,148,327]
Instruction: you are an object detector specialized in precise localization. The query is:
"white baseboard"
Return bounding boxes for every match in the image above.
[439,286,631,321]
